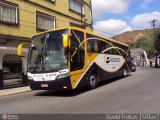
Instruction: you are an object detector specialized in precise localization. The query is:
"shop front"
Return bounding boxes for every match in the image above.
[0,36,29,89]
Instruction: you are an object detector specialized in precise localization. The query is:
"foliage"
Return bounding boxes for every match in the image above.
[155,31,160,54]
[128,29,160,58]
[129,37,154,58]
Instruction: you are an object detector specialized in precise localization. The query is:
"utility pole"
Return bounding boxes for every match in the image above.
[150,19,158,68]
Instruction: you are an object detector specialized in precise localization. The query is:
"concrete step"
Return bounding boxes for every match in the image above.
[3,79,23,85]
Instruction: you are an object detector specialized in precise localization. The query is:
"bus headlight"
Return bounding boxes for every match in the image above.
[27,75,33,80]
[56,73,70,79]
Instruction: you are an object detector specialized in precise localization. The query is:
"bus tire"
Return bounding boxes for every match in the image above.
[89,73,98,89]
[123,69,127,77]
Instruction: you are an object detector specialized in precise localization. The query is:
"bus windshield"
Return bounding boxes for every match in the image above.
[28,29,68,73]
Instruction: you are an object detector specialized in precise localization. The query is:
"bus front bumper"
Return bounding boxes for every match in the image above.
[29,77,72,90]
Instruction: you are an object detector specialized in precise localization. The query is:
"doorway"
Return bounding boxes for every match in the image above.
[3,54,23,87]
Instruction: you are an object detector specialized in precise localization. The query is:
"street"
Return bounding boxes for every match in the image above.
[0,67,160,114]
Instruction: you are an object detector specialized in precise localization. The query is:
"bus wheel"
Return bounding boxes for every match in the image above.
[89,73,98,89]
[123,69,127,77]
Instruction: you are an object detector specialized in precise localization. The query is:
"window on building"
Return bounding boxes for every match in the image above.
[69,0,84,15]
[0,1,18,25]
[36,11,55,31]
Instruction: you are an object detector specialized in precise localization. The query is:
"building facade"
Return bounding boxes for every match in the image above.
[0,0,93,88]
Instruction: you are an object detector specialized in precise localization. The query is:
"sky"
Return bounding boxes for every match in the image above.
[91,0,160,36]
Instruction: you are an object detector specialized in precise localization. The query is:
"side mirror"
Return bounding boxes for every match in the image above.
[17,43,30,57]
[62,34,69,48]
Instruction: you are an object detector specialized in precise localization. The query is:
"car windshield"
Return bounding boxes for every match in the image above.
[28,29,68,73]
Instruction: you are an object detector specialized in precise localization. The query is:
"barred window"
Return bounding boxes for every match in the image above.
[36,12,55,31]
[69,0,84,15]
[0,2,18,25]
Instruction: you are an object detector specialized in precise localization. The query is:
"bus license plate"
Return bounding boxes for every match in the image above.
[41,84,48,88]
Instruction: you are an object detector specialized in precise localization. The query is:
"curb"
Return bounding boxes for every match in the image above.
[0,86,32,97]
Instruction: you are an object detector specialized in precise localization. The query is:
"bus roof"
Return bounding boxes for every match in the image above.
[33,27,128,47]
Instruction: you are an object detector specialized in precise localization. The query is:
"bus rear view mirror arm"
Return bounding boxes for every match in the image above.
[62,34,69,48]
[17,43,30,57]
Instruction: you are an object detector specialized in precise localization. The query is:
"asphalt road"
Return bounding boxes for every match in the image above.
[0,67,160,114]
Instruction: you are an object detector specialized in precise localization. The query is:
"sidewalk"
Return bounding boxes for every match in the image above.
[0,86,32,97]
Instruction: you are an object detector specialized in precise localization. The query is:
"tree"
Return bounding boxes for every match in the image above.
[155,32,160,54]
[129,37,154,58]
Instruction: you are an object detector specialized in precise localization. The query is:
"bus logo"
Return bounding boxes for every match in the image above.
[105,56,121,64]
[106,57,110,63]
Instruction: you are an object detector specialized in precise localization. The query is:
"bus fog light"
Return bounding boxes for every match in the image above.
[63,86,67,89]
[56,73,69,79]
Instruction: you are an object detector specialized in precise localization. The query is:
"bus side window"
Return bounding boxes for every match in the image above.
[110,49,113,54]
[87,41,91,52]
[94,41,98,52]
[87,40,98,53]
[108,44,113,54]
[87,40,95,52]
[97,40,106,53]
[106,43,109,49]
[113,49,120,55]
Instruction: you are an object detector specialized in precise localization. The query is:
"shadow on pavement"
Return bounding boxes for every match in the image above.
[35,75,130,97]
[34,87,90,97]
[98,74,131,88]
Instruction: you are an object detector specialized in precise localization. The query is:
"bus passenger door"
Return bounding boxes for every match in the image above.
[69,29,86,89]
